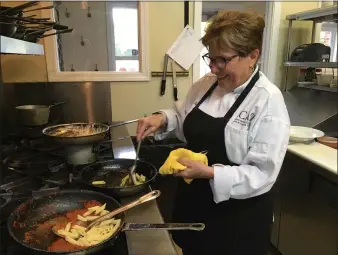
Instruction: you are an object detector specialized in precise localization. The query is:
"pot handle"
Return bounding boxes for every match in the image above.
[92,136,131,153]
[122,223,205,232]
[87,190,161,229]
[49,100,68,108]
[0,187,60,201]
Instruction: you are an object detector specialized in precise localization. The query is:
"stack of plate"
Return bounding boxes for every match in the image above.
[289,126,324,143]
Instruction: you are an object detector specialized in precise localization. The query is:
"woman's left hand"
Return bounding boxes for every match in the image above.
[174,158,214,179]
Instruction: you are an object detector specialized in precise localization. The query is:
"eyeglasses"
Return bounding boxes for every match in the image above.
[202,54,238,69]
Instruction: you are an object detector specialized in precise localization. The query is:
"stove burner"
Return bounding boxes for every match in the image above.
[2,173,27,185]
[1,177,44,194]
[39,164,70,185]
[28,137,63,152]
[6,150,64,171]
[0,197,6,207]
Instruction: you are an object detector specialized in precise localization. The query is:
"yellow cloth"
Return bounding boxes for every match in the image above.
[159,148,208,184]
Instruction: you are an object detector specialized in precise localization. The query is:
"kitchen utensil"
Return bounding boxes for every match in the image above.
[22,5,54,13]
[26,28,73,43]
[160,54,169,96]
[77,159,157,197]
[42,119,140,146]
[129,139,142,185]
[129,113,147,185]
[289,126,324,143]
[0,15,55,26]
[8,189,204,254]
[87,7,92,18]
[53,190,161,233]
[172,60,178,101]
[0,1,38,15]
[16,101,67,126]
[65,8,70,18]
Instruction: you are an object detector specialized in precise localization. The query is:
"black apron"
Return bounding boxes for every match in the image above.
[172,71,273,255]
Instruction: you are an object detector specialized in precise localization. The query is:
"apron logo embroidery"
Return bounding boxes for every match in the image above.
[234,111,255,127]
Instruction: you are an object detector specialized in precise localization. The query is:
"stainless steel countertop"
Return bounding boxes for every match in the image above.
[110,125,178,255]
[282,87,338,128]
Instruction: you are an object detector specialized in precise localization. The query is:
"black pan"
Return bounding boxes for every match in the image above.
[7,189,204,254]
[77,159,158,197]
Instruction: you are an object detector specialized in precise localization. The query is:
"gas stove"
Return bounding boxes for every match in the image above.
[0,126,129,254]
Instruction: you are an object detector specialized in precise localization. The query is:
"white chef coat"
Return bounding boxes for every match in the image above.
[154,67,290,204]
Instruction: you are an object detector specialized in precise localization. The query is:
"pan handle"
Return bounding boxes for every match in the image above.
[108,119,140,128]
[0,187,60,201]
[39,28,73,39]
[23,5,54,13]
[0,1,38,15]
[49,100,67,108]
[122,223,205,231]
[92,136,131,153]
[87,190,161,229]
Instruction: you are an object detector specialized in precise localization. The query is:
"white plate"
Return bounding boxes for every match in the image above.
[289,126,324,143]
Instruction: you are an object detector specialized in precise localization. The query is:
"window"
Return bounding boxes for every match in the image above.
[107,2,139,72]
[42,1,149,82]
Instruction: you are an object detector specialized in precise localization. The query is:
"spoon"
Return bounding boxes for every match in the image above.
[52,190,161,237]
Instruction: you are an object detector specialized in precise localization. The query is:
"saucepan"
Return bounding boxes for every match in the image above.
[8,189,205,255]
[16,101,67,126]
[42,119,139,146]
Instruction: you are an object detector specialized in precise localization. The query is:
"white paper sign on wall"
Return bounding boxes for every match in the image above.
[167,25,204,71]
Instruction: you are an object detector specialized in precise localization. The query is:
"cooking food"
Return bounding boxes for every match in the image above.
[120,173,146,187]
[92,181,106,185]
[159,148,208,184]
[50,203,120,251]
[47,124,106,138]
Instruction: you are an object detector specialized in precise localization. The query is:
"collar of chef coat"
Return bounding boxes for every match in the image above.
[232,65,260,94]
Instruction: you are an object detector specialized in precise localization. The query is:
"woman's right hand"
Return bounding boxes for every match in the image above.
[136,114,166,141]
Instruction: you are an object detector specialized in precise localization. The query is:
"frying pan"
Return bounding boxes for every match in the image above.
[16,101,67,126]
[7,189,204,254]
[42,120,139,146]
[76,159,158,197]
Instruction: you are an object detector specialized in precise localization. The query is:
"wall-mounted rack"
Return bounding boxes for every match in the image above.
[151,71,189,77]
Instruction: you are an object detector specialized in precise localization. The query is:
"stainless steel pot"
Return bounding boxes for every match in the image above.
[42,119,139,146]
[15,101,67,126]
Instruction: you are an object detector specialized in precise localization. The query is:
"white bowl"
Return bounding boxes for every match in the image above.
[289,126,324,143]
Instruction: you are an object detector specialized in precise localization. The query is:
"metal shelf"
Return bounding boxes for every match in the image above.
[0,36,44,55]
[286,5,338,22]
[297,83,337,93]
[285,62,338,68]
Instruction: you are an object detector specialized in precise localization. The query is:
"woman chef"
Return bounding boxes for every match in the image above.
[137,10,290,255]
